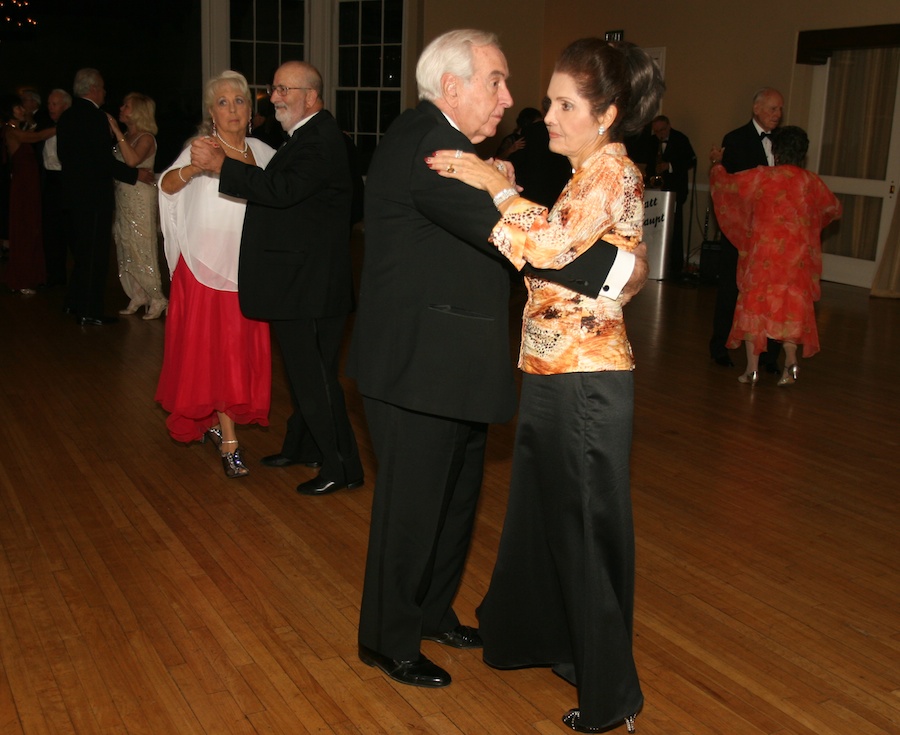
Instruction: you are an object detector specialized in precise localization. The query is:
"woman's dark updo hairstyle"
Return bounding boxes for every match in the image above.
[772,125,809,167]
[554,38,666,141]
[0,93,23,123]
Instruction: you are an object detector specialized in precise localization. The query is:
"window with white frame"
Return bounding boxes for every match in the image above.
[230,0,306,107]
[335,0,403,172]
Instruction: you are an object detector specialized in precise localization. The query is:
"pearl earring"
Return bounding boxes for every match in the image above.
[248,119,253,134]
[598,125,606,136]
[212,120,217,137]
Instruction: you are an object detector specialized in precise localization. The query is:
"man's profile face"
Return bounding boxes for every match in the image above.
[753,92,783,132]
[453,44,513,144]
[48,92,69,122]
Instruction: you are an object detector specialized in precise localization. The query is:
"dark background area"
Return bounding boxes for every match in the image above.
[0,0,203,170]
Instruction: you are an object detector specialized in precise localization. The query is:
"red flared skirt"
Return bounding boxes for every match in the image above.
[6,143,46,290]
[155,257,271,442]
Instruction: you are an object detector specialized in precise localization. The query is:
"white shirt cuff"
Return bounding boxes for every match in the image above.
[598,249,635,300]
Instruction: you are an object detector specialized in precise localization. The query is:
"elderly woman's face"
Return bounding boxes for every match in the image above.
[544,72,606,168]
[209,83,250,137]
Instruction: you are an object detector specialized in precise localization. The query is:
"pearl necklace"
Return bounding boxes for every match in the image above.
[215,131,249,159]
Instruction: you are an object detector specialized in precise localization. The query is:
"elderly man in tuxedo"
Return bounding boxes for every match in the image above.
[57,68,153,324]
[348,28,647,689]
[710,87,783,367]
[649,115,696,278]
[191,61,363,496]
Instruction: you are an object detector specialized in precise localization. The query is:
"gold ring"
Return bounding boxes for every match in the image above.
[447,165,455,173]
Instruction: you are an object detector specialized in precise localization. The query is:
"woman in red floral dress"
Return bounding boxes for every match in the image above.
[710,126,841,386]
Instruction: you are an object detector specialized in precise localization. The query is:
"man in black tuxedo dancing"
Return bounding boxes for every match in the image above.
[709,87,783,367]
[57,68,153,324]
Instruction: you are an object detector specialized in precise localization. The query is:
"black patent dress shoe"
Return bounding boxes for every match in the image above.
[563,709,637,733]
[422,624,483,649]
[712,354,734,367]
[78,315,119,326]
[296,475,364,496]
[260,453,322,468]
[358,644,451,688]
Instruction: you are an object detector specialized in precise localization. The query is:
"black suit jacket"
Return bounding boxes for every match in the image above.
[722,120,769,174]
[348,101,516,424]
[219,110,355,321]
[655,127,696,202]
[56,97,137,210]
[348,101,619,424]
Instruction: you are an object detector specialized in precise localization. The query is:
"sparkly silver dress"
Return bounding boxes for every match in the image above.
[113,135,165,306]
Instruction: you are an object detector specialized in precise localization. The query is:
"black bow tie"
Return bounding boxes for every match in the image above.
[759,131,772,139]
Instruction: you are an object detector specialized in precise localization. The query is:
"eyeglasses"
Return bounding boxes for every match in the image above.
[266,84,312,96]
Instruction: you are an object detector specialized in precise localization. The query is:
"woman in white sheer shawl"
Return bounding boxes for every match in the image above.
[155,71,276,479]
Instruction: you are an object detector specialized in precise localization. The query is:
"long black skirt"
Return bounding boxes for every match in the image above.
[478,370,642,729]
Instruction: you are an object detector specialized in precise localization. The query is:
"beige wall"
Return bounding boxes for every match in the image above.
[541,1,899,163]
[417,0,900,247]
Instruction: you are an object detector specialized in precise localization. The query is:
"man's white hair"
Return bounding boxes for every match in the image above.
[73,68,103,97]
[416,29,500,102]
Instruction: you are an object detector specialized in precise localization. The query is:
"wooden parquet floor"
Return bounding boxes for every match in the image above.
[1,248,898,734]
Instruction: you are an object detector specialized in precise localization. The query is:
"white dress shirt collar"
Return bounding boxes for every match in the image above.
[286,109,320,138]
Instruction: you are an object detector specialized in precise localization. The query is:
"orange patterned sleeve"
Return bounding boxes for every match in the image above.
[491,144,643,271]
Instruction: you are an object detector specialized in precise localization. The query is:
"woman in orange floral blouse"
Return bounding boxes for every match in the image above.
[427,39,664,734]
[710,126,841,386]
